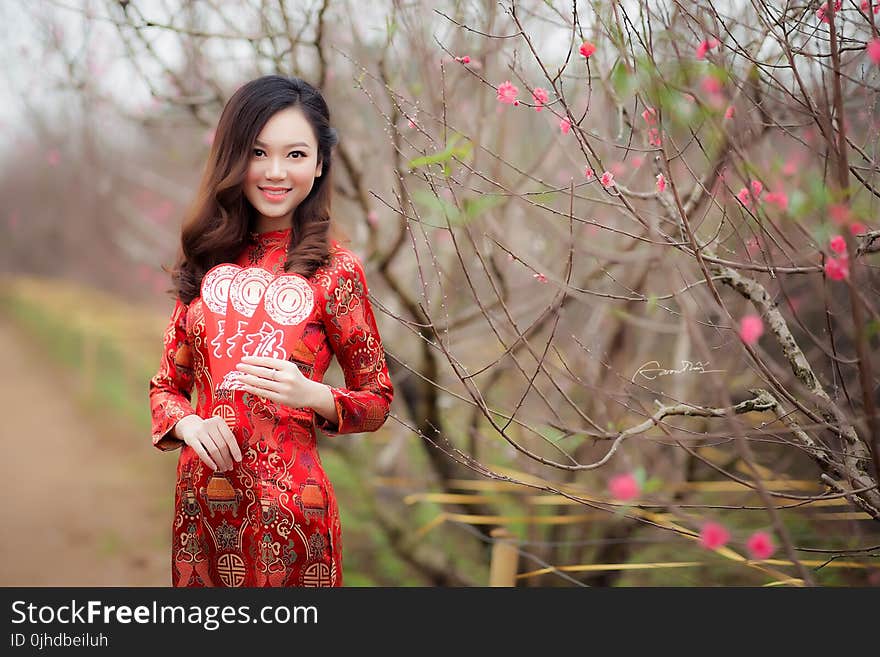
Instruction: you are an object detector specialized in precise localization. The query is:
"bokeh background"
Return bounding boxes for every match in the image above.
[2,0,880,586]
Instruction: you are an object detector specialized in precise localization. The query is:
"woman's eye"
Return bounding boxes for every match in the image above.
[252,149,305,158]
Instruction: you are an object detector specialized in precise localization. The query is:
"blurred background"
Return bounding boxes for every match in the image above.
[2,0,880,586]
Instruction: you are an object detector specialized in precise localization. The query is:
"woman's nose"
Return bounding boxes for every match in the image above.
[267,157,285,178]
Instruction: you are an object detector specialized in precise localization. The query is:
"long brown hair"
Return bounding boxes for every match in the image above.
[168,75,343,304]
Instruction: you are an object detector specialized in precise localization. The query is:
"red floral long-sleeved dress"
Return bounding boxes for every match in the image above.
[149,229,393,587]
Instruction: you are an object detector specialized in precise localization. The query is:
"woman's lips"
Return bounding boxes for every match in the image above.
[259,187,291,202]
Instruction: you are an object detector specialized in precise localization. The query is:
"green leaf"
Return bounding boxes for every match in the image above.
[407,134,472,172]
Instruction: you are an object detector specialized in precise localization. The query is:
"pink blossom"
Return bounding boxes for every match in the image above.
[746,531,776,560]
[600,171,615,188]
[764,191,789,211]
[867,39,880,65]
[496,80,520,105]
[46,149,60,166]
[533,272,548,283]
[584,167,594,180]
[647,128,662,147]
[817,1,842,24]
[532,87,549,112]
[829,235,847,254]
[849,221,867,235]
[559,118,571,134]
[610,161,626,176]
[861,0,880,14]
[367,210,379,226]
[696,37,720,60]
[579,41,596,58]
[656,173,666,192]
[750,180,763,197]
[746,236,760,256]
[825,256,850,281]
[408,118,417,129]
[782,159,798,176]
[608,473,640,501]
[701,75,722,95]
[641,107,657,124]
[739,314,764,345]
[454,55,471,64]
[724,105,735,120]
[736,187,751,207]
[700,522,731,550]
[829,204,851,225]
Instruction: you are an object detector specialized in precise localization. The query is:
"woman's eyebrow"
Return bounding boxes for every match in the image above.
[254,139,311,148]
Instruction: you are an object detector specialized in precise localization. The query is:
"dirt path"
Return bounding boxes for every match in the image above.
[0,314,176,585]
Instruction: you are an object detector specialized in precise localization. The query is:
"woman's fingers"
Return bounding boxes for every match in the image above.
[190,440,219,471]
[205,423,233,471]
[217,419,243,463]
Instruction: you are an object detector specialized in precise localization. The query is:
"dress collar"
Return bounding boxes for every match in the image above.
[248,226,292,244]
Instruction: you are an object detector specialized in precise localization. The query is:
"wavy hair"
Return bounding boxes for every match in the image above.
[167,75,343,304]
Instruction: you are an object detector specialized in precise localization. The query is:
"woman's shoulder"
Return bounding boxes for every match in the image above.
[326,239,365,272]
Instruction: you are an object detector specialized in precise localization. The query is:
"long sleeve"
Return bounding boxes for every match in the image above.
[149,297,197,451]
[316,250,394,436]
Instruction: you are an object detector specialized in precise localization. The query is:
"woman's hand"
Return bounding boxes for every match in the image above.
[174,414,242,472]
[235,355,317,410]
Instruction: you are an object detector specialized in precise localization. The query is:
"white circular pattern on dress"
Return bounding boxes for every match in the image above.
[201,264,242,314]
[263,275,314,326]
[229,267,275,317]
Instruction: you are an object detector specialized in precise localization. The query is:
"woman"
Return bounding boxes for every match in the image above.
[149,75,394,587]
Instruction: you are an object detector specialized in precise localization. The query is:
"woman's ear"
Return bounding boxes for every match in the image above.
[316,158,323,178]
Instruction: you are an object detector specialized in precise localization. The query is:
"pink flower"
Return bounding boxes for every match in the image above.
[46,149,60,166]
[367,210,379,226]
[532,87,549,112]
[700,522,731,550]
[825,256,850,281]
[608,473,640,501]
[817,1,842,23]
[746,531,776,560]
[656,173,666,192]
[724,105,735,120]
[559,118,571,134]
[849,221,867,235]
[533,272,548,283]
[736,187,751,207]
[782,159,798,176]
[701,75,722,95]
[610,161,626,176]
[584,166,594,180]
[746,236,760,256]
[496,80,519,105]
[579,41,596,58]
[829,203,851,225]
[600,171,615,188]
[455,55,471,64]
[867,39,880,65]
[764,191,789,211]
[751,180,763,197]
[631,156,644,169]
[641,107,657,124]
[861,0,880,14]
[739,314,764,345]
[647,127,662,147]
[829,235,847,254]
[696,37,719,59]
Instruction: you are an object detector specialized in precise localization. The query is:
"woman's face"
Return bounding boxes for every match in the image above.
[243,106,323,232]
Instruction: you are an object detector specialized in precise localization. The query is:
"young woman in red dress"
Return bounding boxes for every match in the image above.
[149,75,394,587]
